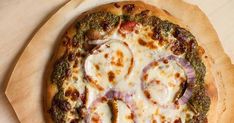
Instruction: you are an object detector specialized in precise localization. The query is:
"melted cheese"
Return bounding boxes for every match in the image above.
[72,24,194,123]
[85,40,133,91]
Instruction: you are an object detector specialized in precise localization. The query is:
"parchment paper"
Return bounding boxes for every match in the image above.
[5,0,234,123]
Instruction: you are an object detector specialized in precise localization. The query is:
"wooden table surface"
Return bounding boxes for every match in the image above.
[0,0,233,122]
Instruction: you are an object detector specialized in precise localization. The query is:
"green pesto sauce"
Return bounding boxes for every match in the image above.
[50,91,66,123]
[51,57,70,88]
[74,11,120,48]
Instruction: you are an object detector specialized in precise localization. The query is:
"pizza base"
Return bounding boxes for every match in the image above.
[45,1,218,123]
[6,0,234,123]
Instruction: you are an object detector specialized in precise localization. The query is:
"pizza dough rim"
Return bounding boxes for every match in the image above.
[45,1,218,123]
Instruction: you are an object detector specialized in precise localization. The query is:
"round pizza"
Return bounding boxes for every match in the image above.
[45,1,217,123]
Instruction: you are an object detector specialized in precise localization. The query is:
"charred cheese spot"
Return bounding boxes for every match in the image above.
[174,118,182,123]
[175,73,180,78]
[138,38,147,46]
[111,50,124,67]
[143,74,148,81]
[163,59,169,64]
[91,113,102,123]
[104,53,109,58]
[65,87,80,101]
[108,71,115,83]
[95,64,100,70]
[138,38,157,49]
[135,30,139,34]
[144,90,151,99]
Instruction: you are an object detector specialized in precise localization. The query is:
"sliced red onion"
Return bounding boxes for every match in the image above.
[141,55,196,105]
[167,55,195,104]
[178,87,193,105]
[87,90,138,123]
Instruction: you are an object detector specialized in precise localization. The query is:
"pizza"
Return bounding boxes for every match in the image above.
[45,1,216,123]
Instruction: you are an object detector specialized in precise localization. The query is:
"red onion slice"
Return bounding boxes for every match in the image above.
[86,90,137,123]
[141,55,196,105]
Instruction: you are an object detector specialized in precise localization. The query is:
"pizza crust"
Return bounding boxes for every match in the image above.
[5,0,234,123]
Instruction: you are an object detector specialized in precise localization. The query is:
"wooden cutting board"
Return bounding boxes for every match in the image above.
[3,0,234,123]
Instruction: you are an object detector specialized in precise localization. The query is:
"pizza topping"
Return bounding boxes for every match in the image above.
[70,119,79,123]
[174,118,182,123]
[108,71,116,83]
[119,21,137,34]
[76,105,88,119]
[123,4,135,13]
[188,85,210,116]
[138,38,157,49]
[84,40,133,90]
[91,113,102,123]
[170,39,187,55]
[68,52,76,61]
[167,55,196,105]
[51,57,70,87]
[141,55,196,107]
[50,8,210,123]
[173,27,192,42]
[108,100,118,123]
[65,88,80,101]
[152,26,163,41]
[86,29,101,40]
[49,91,68,123]
[72,37,80,47]
[56,100,71,112]
[101,21,112,31]
[88,90,137,123]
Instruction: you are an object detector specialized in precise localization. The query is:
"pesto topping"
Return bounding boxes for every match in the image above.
[74,11,120,50]
[51,57,70,88]
[49,91,68,123]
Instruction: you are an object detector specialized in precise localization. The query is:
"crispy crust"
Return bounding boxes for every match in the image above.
[45,1,217,123]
